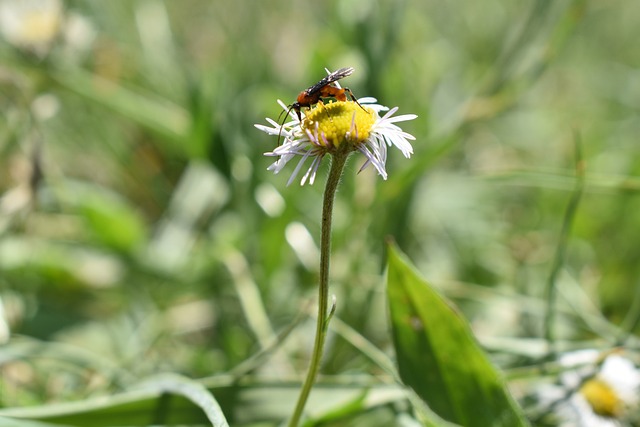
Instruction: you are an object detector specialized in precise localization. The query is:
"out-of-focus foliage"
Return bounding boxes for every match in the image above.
[1,0,639,425]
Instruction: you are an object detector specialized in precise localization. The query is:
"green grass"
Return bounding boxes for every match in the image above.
[1,0,639,425]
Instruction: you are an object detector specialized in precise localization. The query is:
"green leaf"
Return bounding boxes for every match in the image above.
[0,377,409,426]
[386,244,529,427]
[0,418,73,427]
[60,182,148,254]
[138,374,230,427]
[302,390,367,427]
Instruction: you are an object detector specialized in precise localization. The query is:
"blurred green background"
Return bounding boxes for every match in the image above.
[1,0,639,423]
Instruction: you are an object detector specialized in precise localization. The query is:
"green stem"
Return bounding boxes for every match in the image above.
[288,150,349,427]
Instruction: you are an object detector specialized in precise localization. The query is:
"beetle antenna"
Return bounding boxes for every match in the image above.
[277,104,296,146]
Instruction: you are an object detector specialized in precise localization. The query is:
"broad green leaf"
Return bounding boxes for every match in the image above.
[386,244,529,427]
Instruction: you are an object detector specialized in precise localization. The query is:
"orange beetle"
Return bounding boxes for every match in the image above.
[278,67,367,144]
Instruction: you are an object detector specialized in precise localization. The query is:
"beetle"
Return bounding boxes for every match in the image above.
[277,67,367,144]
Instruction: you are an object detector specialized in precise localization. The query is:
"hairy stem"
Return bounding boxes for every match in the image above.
[288,150,349,427]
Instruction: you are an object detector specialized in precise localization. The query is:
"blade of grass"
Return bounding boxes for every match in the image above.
[49,68,191,150]
[0,377,408,426]
[140,374,229,427]
[543,131,585,355]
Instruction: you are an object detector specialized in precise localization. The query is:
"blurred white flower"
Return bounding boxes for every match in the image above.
[31,93,60,121]
[538,350,640,426]
[0,0,63,55]
[62,11,96,59]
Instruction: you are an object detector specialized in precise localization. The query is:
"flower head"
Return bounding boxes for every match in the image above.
[0,0,62,55]
[537,350,640,426]
[255,74,416,186]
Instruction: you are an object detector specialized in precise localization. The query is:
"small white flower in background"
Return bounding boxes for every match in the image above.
[255,72,416,186]
[0,0,63,55]
[538,349,640,426]
[62,12,96,60]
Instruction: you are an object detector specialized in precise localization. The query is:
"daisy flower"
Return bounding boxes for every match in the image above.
[537,349,640,426]
[0,0,63,55]
[255,79,416,186]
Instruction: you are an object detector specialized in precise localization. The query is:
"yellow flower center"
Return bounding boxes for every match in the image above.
[302,101,375,148]
[23,12,61,45]
[579,378,623,418]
